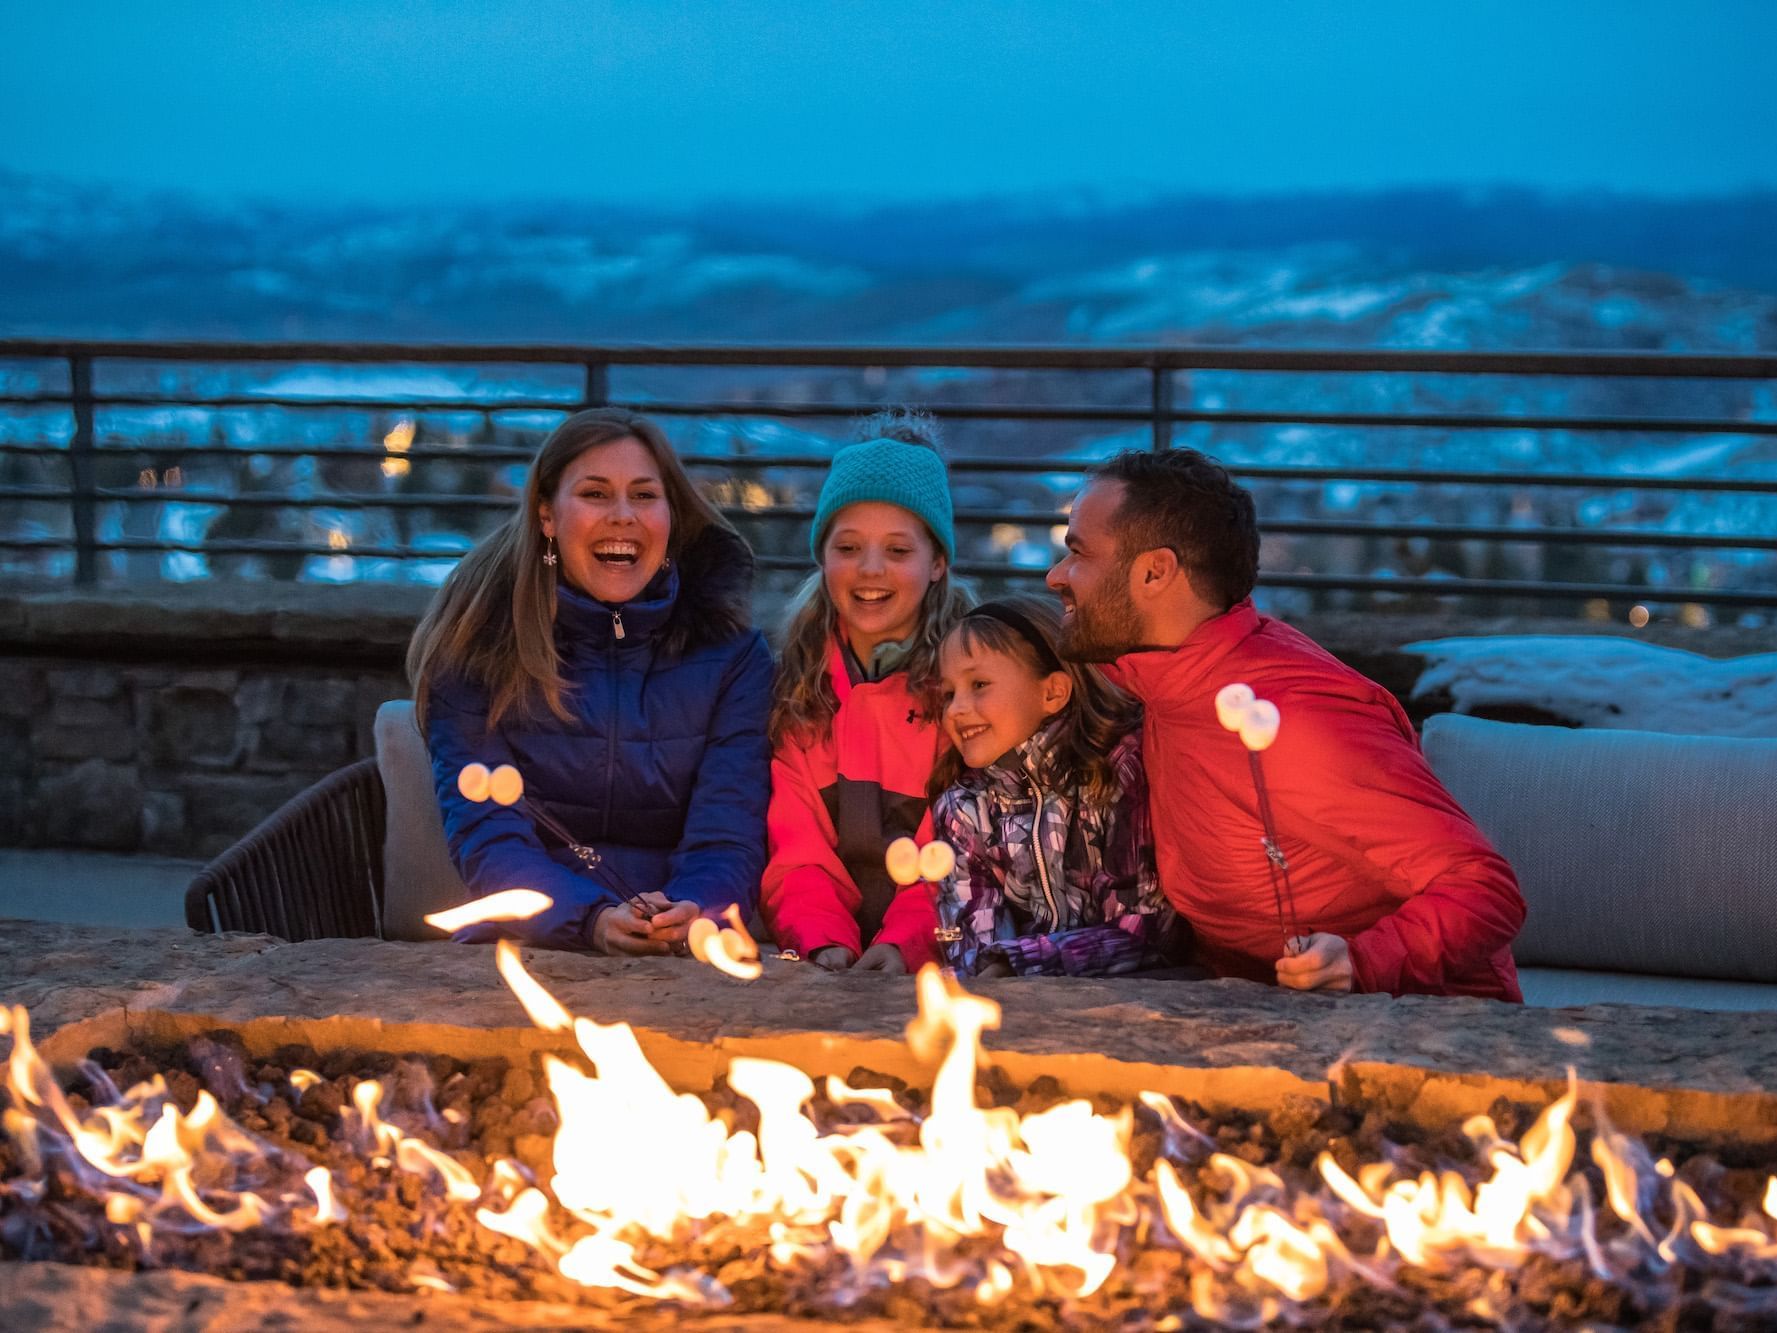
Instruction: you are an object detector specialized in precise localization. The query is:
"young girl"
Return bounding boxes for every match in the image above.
[929,595,1181,977]
[761,411,972,974]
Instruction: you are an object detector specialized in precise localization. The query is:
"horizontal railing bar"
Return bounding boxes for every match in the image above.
[6,390,1776,439]
[9,486,1774,548]
[5,438,1777,495]
[0,393,579,412]
[6,487,1774,551]
[73,487,517,509]
[0,536,459,559]
[630,403,1777,436]
[3,339,1777,379]
[0,441,540,462]
[705,454,1777,494]
[749,555,1777,605]
[1263,519,1777,550]
[1222,463,1777,492]
[1263,574,1777,606]
[7,537,1772,605]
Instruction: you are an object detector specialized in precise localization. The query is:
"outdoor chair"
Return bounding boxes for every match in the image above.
[186,701,471,943]
[185,757,388,940]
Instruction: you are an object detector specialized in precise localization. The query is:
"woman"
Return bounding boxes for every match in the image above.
[408,408,773,954]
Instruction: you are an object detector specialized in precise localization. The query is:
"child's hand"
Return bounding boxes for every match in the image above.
[853,943,908,974]
[808,946,856,972]
[1275,934,1352,992]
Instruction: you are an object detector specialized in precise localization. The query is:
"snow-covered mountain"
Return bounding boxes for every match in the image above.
[2,171,1774,610]
[3,170,1775,349]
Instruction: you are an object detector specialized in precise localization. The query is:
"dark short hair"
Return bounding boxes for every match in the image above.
[1088,449,1259,609]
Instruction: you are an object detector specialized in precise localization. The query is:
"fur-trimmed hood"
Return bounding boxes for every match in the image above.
[664,522,755,656]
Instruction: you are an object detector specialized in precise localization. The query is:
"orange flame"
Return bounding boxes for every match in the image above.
[7,956,1777,1318]
[424,889,554,934]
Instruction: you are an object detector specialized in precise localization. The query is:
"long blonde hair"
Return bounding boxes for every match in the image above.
[408,408,737,731]
[768,412,971,746]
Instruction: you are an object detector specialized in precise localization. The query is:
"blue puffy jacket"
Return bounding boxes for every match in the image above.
[424,525,774,949]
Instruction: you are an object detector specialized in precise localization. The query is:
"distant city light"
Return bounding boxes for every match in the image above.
[382,418,416,478]
[990,523,1027,552]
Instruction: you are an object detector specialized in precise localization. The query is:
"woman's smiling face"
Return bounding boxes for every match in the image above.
[821,502,946,661]
[539,436,672,603]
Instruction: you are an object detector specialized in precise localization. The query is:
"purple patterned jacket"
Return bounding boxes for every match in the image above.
[930,722,1181,977]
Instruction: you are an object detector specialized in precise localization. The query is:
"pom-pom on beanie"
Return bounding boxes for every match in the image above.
[808,436,955,560]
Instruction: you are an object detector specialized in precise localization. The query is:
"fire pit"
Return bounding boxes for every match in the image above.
[4,921,1777,1329]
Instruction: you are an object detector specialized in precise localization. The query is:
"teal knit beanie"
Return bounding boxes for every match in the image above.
[809,437,956,560]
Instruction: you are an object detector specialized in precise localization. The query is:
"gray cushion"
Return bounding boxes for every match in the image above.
[1519,966,1777,1012]
[1422,714,1777,982]
[374,700,469,942]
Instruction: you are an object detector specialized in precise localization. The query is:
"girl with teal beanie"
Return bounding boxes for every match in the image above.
[762,410,972,974]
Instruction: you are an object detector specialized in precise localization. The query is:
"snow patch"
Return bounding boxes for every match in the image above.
[1407,635,1777,737]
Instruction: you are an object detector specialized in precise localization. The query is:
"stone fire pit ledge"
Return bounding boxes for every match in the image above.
[3,920,1772,1143]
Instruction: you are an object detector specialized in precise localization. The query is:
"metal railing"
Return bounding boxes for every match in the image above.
[3,338,1776,610]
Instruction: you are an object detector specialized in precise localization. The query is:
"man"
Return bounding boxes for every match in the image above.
[1046,448,1524,1001]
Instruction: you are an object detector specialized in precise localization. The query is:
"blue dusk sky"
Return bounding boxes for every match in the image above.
[3,1,1774,203]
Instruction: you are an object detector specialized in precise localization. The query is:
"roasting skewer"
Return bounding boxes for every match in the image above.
[457,762,658,921]
[1215,683,1305,956]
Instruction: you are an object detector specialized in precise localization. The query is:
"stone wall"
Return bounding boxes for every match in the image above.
[3,579,1767,861]
[0,582,424,859]
[0,659,405,857]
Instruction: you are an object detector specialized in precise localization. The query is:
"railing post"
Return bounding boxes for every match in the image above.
[68,354,98,584]
[1150,363,1173,452]
[582,361,609,408]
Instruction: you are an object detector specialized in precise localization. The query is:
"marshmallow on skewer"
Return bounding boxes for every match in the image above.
[686,916,719,962]
[1238,699,1281,752]
[1214,683,1256,732]
[720,904,761,961]
[488,764,524,807]
[688,908,764,980]
[1215,682,1282,752]
[456,763,492,803]
[885,836,922,887]
[917,839,956,883]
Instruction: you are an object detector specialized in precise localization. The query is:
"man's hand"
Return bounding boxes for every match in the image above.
[1275,933,1353,992]
[852,943,908,974]
[808,945,856,972]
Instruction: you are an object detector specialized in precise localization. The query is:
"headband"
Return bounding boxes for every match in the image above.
[963,601,1065,674]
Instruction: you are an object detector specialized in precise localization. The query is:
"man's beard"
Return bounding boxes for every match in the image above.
[1056,576,1146,663]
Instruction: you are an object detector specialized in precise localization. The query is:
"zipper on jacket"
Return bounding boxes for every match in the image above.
[1025,775,1060,928]
[601,636,619,836]
[612,610,625,640]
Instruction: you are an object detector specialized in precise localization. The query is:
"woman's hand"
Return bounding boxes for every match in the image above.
[638,900,700,946]
[853,943,908,974]
[602,896,702,954]
[808,946,856,972]
[590,903,672,956]
[1275,933,1353,992]
[974,959,1014,979]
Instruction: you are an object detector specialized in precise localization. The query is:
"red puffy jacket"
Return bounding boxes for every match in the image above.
[761,638,944,969]
[1110,600,1524,1001]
